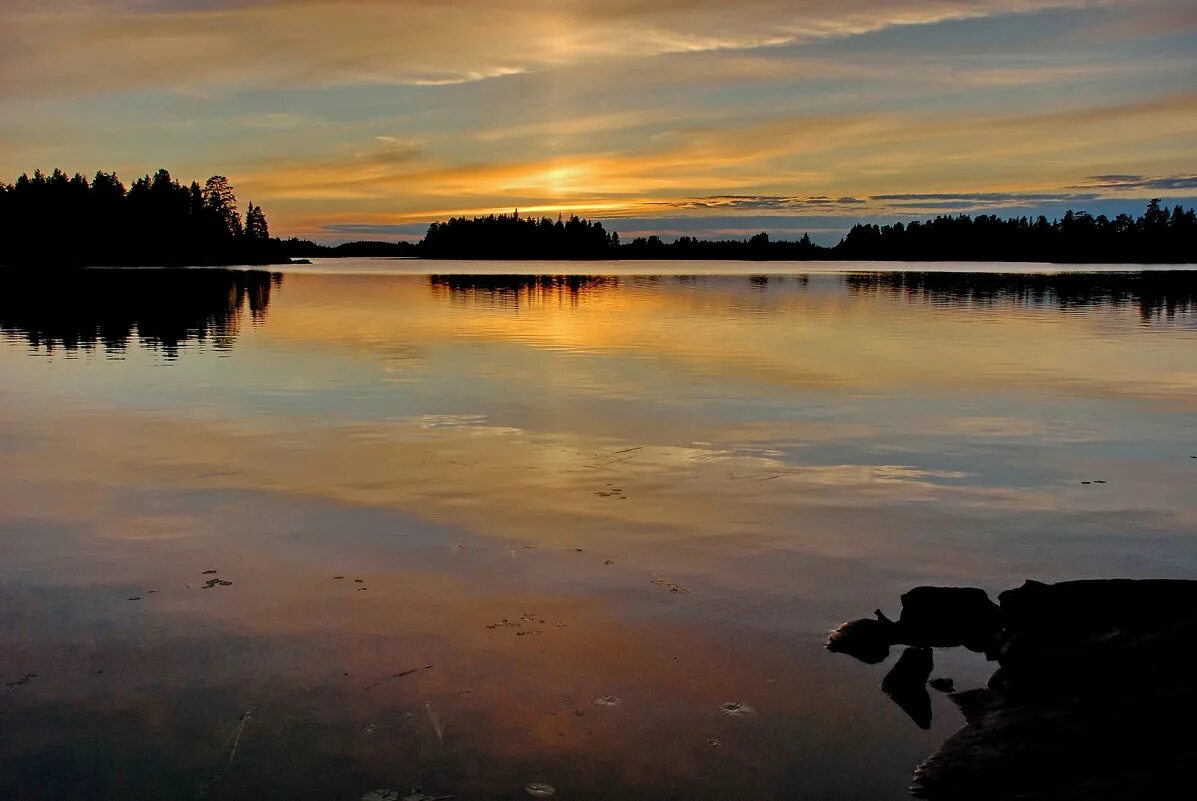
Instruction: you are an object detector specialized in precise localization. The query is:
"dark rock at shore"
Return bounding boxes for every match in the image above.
[827,586,1000,665]
[826,614,895,664]
[897,586,1000,652]
[829,578,1197,800]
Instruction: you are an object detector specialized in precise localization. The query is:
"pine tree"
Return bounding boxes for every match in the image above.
[203,175,242,238]
[244,203,269,240]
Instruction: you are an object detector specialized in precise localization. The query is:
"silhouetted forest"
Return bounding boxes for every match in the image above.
[844,270,1197,319]
[616,202,1195,262]
[0,269,280,356]
[4,171,1194,265]
[422,212,618,259]
[300,201,1196,263]
[0,169,286,266]
[280,239,418,258]
[620,231,825,260]
[834,201,1196,263]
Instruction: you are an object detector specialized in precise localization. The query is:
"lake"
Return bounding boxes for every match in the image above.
[2,261,1196,800]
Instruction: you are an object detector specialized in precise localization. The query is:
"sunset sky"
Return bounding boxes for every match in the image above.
[3,0,1196,242]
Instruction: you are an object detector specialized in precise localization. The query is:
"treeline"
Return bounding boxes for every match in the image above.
[835,201,1197,263]
[280,239,418,258]
[620,231,823,260]
[421,212,617,259]
[289,201,1195,263]
[0,169,285,266]
[617,201,1195,262]
[4,171,1194,265]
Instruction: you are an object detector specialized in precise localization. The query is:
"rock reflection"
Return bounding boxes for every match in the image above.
[879,647,933,730]
[0,268,280,356]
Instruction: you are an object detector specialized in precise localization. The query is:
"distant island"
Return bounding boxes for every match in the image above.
[2,169,1194,265]
[403,202,1194,263]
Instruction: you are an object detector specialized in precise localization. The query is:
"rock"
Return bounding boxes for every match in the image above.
[826,615,895,664]
[830,579,1197,800]
[897,586,1001,651]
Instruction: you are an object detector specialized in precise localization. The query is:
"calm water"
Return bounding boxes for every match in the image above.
[2,261,1196,801]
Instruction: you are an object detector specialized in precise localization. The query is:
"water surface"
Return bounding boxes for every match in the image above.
[2,261,1196,800]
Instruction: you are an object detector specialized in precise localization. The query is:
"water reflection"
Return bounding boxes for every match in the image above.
[844,270,1197,319]
[1,263,1196,800]
[425,270,1197,326]
[0,268,280,356]
[429,274,617,307]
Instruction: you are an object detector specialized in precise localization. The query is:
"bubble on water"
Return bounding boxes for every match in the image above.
[593,695,622,707]
[719,702,757,717]
[525,783,556,798]
[363,787,453,801]
[361,791,398,801]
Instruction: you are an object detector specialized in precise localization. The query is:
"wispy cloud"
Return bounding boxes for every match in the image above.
[870,191,1102,207]
[657,195,869,211]
[1,0,1113,97]
[1074,174,1197,191]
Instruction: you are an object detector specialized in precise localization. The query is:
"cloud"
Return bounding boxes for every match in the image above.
[1,0,1112,97]
[870,191,1102,206]
[863,175,1197,213]
[1075,174,1197,190]
[659,195,869,211]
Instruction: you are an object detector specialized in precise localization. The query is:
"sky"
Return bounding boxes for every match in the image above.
[2,0,1196,243]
